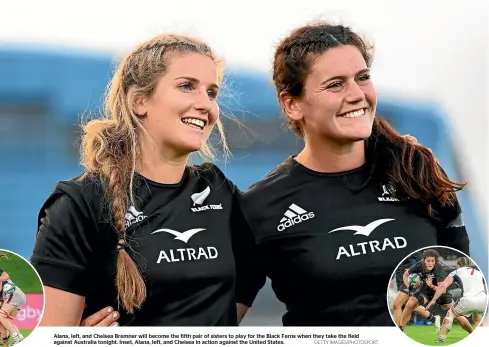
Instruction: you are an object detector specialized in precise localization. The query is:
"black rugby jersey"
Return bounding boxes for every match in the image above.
[236,157,470,326]
[407,261,459,301]
[31,163,242,326]
[407,261,444,285]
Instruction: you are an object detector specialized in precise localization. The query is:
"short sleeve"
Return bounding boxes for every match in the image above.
[448,270,456,278]
[435,195,470,256]
[452,274,463,288]
[30,186,100,296]
[433,265,448,283]
[407,261,422,274]
[231,189,266,307]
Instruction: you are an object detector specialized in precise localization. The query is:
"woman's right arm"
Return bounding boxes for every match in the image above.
[41,287,86,326]
[404,262,422,289]
[31,185,101,326]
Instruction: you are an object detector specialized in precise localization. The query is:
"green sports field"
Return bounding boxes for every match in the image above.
[404,325,470,345]
[0,251,43,294]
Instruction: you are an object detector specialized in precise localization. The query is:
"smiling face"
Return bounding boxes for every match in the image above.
[283,45,377,145]
[134,52,221,158]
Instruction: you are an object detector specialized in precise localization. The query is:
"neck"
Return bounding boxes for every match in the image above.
[137,136,189,184]
[296,136,366,173]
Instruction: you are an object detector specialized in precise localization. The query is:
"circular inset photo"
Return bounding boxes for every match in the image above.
[387,246,488,345]
[0,249,45,345]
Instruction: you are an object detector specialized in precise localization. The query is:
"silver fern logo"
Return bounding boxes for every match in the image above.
[191,186,211,206]
[378,184,400,202]
[190,186,223,212]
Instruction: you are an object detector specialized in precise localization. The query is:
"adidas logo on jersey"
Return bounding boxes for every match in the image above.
[125,206,147,228]
[277,203,315,231]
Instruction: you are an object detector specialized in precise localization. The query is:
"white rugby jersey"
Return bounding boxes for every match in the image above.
[449,266,486,297]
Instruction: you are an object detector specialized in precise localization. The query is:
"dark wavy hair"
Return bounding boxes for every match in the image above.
[272,21,466,213]
[422,249,440,264]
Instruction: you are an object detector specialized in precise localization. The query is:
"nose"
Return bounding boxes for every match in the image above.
[345,80,365,104]
[193,88,213,113]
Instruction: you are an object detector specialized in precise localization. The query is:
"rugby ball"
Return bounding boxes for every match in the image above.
[2,282,15,295]
[408,273,421,289]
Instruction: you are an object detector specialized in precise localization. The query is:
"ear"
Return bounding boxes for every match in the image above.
[131,89,148,117]
[279,90,303,122]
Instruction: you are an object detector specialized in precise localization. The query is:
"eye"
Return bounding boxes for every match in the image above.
[358,74,371,82]
[326,81,342,90]
[207,89,218,100]
[178,82,194,91]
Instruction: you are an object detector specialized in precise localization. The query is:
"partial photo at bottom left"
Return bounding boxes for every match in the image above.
[0,249,45,345]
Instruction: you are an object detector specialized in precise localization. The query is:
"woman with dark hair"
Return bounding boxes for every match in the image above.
[234,21,471,326]
[393,249,443,329]
[398,250,473,334]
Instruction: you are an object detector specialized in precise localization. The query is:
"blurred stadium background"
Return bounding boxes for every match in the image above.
[0,0,487,326]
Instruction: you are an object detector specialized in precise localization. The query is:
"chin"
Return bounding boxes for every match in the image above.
[183,144,204,154]
[345,130,372,142]
[182,140,206,153]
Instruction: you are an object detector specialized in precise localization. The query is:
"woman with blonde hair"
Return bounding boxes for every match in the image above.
[31,33,243,326]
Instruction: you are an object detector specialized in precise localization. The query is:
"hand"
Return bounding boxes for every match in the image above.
[413,278,422,289]
[426,301,436,311]
[80,306,120,327]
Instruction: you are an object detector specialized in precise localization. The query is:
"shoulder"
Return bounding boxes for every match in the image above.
[48,172,104,200]
[190,162,226,179]
[426,165,464,221]
[189,162,237,193]
[412,261,423,270]
[237,157,300,231]
[434,263,447,274]
[432,198,463,226]
[244,157,298,200]
[38,173,106,229]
